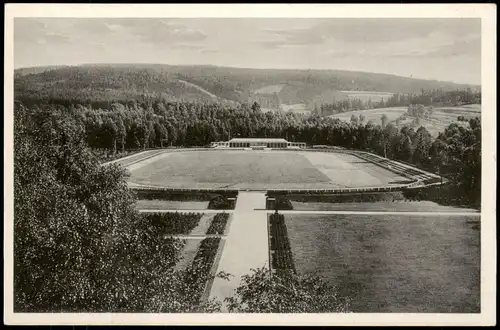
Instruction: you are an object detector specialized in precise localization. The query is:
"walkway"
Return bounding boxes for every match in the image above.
[164,234,227,239]
[139,208,478,217]
[138,209,234,214]
[208,191,269,311]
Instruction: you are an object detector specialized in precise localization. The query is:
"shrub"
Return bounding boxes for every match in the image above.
[183,237,221,304]
[267,196,294,210]
[208,195,235,209]
[206,213,230,235]
[269,213,295,273]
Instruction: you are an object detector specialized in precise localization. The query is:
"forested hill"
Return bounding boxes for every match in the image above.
[14,64,479,109]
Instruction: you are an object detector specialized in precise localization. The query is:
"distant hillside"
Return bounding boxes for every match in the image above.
[14,63,479,109]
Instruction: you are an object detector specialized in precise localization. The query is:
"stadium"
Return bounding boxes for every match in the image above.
[104,138,478,314]
[113,138,443,192]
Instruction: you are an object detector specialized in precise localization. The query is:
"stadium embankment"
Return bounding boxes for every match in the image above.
[105,147,445,194]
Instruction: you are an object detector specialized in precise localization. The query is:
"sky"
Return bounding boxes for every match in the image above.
[14,18,481,85]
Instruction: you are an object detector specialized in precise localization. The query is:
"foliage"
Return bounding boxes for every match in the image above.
[269,213,295,273]
[225,267,350,313]
[182,238,222,308]
[208,195,235,210]
[140,212,203,235]
[273,197,294,210]
[206,213,230,235]
[13,104,221,312]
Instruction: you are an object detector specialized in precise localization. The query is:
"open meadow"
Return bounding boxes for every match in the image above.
[328,107,407,126]
[339,90,394,102]
[285,213,480,313]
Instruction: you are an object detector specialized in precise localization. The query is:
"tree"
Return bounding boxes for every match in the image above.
[350,114,359,126]
[412,126,432,167]
[14,104,222,312]
[381,114,388,128]
[359,114,366,124]
[225,267,350,313]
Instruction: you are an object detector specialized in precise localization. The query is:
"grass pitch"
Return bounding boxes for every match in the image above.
[285,214,480,313]
[127,150,408,190]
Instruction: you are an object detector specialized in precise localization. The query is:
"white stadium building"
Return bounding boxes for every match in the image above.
[210,138,306,149]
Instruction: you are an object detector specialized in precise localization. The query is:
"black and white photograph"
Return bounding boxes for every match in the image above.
[4,3,496,326]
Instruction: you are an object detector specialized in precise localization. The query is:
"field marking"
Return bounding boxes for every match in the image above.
[263,210,480,216]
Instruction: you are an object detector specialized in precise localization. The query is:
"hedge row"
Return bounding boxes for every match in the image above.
[269,191,405,204]
[269,213,296,273]
[183,237,221,303]
[206,213,230,235]
[266,196,294,210]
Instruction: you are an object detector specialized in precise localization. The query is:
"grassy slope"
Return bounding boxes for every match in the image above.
[286,214,480,313]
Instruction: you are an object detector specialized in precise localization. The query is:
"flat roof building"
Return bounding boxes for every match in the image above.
[210,138,306,149]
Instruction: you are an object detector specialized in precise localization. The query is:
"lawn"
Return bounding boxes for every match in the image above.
[290,200,480,213]
[128,150,333,189]
[135,199,209,210]
[128,150,410,189]
[302,152,407,187]
[285,214,480,313]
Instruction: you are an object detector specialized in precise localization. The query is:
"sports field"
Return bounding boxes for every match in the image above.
[285,214,480,313]
[126,150,408,190]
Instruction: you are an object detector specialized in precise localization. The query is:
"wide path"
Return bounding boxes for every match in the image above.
[208,191,269,311]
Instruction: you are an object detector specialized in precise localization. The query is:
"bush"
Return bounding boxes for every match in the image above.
[183,237,221,304]
[269,213,295,273]
[208,195,235,209]
[206,213,230,235]
[225,267,350,313]
[270,192,405,204]
[267,196,294,210]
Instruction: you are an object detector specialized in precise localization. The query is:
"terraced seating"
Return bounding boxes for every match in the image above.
[355,152,439,184]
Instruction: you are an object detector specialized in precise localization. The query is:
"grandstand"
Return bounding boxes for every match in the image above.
[210,138,306,149]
